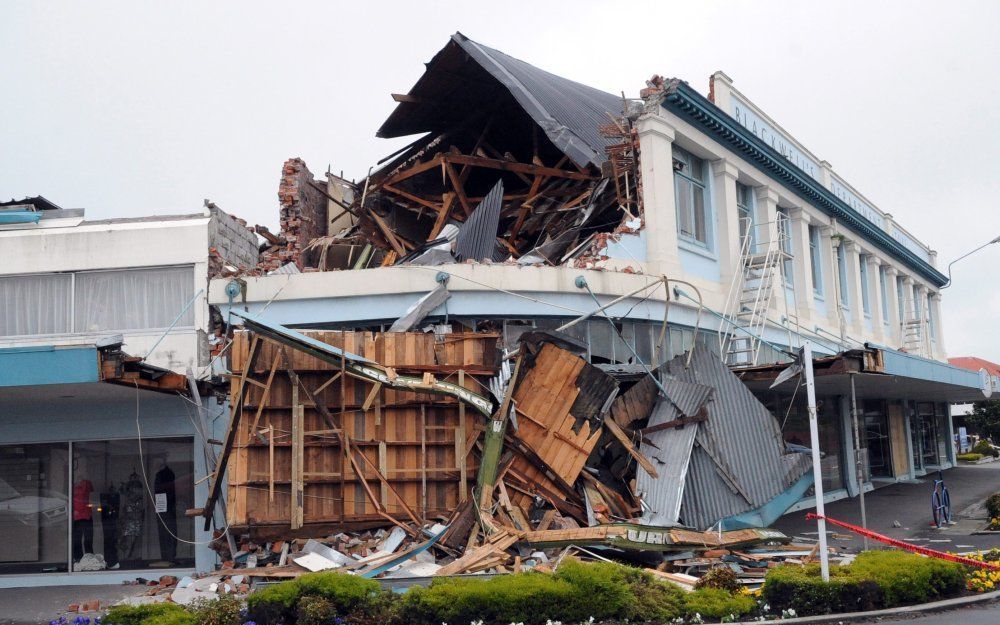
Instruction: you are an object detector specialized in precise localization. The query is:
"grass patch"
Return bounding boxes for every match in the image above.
[958,453,985,462]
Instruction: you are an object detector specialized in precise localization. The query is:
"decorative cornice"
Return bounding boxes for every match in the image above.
[659,82,947,287]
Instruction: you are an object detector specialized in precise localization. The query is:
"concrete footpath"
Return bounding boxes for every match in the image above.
[0,584,148,625]
[773,462,1000,552]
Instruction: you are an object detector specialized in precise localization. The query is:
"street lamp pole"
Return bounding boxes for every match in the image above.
[941,235,1000,289]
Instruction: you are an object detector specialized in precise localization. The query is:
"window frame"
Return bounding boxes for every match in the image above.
[808,225,824,296]
[672,146,710,248]
[736,182,756,251]
[777,208,794,286]
[0,264,196,339]
[879,265,890,324]
[859,254,872,317]
[837,242,850,310]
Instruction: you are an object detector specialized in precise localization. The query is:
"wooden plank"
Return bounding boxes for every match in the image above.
[457,369,467,503]
[604,416,658,478]
[203,335,260,530]
[444,161,473,216]
[443,153,594,181]
[291,386,304,530]
[249,351,282,436]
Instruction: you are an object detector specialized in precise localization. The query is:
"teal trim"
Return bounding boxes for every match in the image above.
[876,345,984,390]
[660,83,948,287]
[0,345,99,387]
[0,210,41,225]
[718,471,815,530]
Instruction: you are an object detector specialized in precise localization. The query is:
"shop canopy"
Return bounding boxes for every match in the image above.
[736,345,991,404]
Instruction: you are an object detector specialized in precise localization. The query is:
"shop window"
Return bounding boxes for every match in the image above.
[0,444,69,574]
[775,395,844,492]
[917,403,939,468]
[672,147,708,246]
[71,438,194,571]
[862,400,892,479]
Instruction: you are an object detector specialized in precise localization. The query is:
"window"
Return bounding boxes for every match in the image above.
[912,285,922,321]
[736,183,755,251]
[0,273,72,336]
[928,294,937,341]
[0,265,195,337]
[75,266,194,332]
[673,147,708,245]
[777,208,794,285]
[896,276,906,322]
[0,444,69,574]
[72,438,194,571]
[837,242,850,309]
[859,254,871,316]
[879,266,890,323]
[808,225,823,295]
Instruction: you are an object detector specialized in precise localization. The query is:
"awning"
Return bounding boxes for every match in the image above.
[737,345,991,404]
[0,340,189,393]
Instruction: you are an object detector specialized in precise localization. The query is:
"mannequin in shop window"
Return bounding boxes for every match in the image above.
[153,459,177,564]
[72,458,94,563]
[117,470,145,562]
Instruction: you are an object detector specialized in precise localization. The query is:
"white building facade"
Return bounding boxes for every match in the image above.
[0,199,257,586]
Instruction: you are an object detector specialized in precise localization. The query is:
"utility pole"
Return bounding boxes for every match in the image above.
[849,372,869,550]
[803,341,830,581]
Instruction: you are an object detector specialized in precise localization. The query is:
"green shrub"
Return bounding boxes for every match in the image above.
[763,563,882,616]
[683,588,756,619]
[849,550,965,606]
[295,571,383,615]
[247,578,302,625]
[104,603,190,625]
[143,611,197,625]
[986,493,1000,519]
[399,559,684,625]
[958,453,985,462]
[189,595,243,625]
[973,440,998,458]
[296,595,338,625]
[693,566,741,592]
[763,550,966,616]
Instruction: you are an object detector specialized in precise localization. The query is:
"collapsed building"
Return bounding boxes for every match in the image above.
[194,32,987,587]
[0,32,990,593]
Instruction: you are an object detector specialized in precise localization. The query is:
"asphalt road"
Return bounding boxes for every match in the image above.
[865,599,1000,624]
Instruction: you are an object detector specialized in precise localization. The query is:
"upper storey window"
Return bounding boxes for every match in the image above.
[673,146,708,246]
[736,182,756,251]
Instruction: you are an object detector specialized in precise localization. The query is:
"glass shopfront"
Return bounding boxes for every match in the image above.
[862,401,893,479]
[0,437,193,575]
[774,395,845,492]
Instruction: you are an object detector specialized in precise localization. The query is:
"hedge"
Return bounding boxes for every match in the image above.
[683,588,756,619]
[400,559,686,625]
[763,550,966,616]
[958,453,985,462]
[103,603,193,625]
[247,572,387,625]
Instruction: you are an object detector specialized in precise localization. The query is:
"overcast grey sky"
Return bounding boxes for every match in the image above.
[2,1,999,362]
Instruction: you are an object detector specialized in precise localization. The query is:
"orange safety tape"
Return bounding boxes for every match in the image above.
[806,512,1000,570]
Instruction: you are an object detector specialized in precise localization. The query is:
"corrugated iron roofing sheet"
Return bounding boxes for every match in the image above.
[665,345,811,529]
[378,33,624,169]
[454,179,504,262]
[636,398,700,527]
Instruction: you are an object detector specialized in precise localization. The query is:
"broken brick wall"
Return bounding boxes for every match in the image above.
[208,205,260,276]
[273,157,328,270]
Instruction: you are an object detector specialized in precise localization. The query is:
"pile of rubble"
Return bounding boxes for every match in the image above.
[188,307,829,594]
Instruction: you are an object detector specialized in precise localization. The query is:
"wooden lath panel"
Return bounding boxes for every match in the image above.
[508,343,612,511]
[226,330,495,529]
